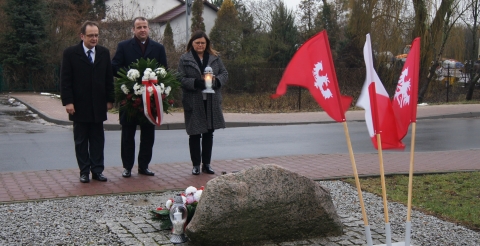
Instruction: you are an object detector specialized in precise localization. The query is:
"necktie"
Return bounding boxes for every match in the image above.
[87,50,93,64]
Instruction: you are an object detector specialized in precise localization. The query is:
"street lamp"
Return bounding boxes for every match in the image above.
[186,0,193,44]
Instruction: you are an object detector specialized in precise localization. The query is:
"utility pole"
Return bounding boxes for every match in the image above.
[186,0,193,44]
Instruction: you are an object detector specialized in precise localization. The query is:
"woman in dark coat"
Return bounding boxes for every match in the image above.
[177,30,228,175]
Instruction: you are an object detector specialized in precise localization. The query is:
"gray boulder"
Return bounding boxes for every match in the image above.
[185,164,343,245]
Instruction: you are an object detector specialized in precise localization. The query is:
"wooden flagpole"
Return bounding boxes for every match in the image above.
[404,122,417,245]
[376,134,392,245]
[343,122,373,246]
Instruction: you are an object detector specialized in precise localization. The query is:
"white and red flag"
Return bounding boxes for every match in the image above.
[356,34,404,150]
[392,38,420,140]
[271,30,352,122]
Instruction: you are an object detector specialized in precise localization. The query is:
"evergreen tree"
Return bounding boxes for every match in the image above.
[211,0,240,8]
[209,0,242,60]
[191,0,205,33]
[0,0,48,89]
[211,0,223,8]
[163,21,175,51]
[315,0,339,57]
[267,1,298,66]
[236,2,265,63]
[92,0,106,20]
[297,0,320,43]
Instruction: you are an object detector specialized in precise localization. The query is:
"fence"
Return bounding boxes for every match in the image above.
[220,61,480,112]
[0,64,60,93]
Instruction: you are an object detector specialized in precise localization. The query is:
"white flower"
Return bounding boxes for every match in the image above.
[155,67,167,78]
[166,199,173,210]
[154,84,161,92]
[120,84,129,94]
[147,86,154,93]
[194,190,202,202]
[185,186,197,195]
[158,83,165,94]
[165,86,171,96]
[149,73,157,80]
[127,69,140,81]
[133,83,144,96]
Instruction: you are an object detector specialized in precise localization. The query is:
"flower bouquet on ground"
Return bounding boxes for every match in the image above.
[150,186,204,230]
[114,57,181,125]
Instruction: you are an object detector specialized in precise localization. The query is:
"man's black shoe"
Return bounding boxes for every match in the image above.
[192,165,200,175]
[92,173,108,181]
[122,169,131,177]
[202,164,215,174]
[80,174,90,183]
[138,168,155,176]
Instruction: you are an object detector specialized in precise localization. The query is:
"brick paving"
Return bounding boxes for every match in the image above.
[1,149,479,203]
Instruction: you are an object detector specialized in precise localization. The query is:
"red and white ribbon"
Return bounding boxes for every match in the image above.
[142,79,163,126]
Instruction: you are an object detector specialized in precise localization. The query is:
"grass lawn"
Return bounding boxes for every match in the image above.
[345,172,480,231]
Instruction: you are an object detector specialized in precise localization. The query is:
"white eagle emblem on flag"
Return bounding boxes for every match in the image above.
[313,62,333,99]
[394,67,411,108]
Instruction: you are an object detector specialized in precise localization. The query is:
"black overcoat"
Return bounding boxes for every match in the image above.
[60,41,115,122]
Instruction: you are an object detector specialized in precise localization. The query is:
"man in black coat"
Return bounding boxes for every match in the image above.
[61,21,115,183]
[112,17,168,178]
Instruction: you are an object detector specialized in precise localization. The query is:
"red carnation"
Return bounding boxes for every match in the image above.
[168,99,174,105]
[162,94,166,100]
[126,94,133,100]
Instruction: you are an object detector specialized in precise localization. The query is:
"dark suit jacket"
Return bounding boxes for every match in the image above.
[112,37,168,77]
[111,37,168,125]
[60,41,115,122]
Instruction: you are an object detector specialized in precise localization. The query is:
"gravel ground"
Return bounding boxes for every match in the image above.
[0,181,478,245]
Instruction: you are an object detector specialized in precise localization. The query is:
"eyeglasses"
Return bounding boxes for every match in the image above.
[85,34,99,38]
[193,42,206,46]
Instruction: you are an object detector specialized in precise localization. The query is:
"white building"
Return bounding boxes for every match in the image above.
[105,0,218,46]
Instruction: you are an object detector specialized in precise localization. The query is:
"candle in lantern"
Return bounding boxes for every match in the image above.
[205,74,212,89]
[174,211,182,221]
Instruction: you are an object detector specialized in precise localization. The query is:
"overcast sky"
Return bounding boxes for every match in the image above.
[284,0,301,10]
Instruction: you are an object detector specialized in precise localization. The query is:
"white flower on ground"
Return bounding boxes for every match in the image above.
[165,86,171,96]
[166,199,173,210]
[127,69,140,81]
[181,195,187,204]
[194,190,202,202]
[185,186,197,195]
[186,194,195,204]
[120,84,129,94]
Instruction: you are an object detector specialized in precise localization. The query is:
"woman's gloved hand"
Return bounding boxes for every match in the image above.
[194,79,206,90]
[212,78,221,89]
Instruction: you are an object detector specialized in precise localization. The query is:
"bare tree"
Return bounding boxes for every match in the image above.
[415,0,468,103]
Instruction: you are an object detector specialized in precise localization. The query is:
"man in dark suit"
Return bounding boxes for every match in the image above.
[61,21,115,183]
[112,17,168,178]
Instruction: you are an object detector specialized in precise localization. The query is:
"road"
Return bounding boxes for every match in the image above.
[1,96,480,172]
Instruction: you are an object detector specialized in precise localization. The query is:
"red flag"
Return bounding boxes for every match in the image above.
[271,30,352,122]
[392,38,420,140]
[356,34,404,150]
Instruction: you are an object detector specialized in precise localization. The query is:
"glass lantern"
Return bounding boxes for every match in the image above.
[169,194,188,244]
[202,66,215,94]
